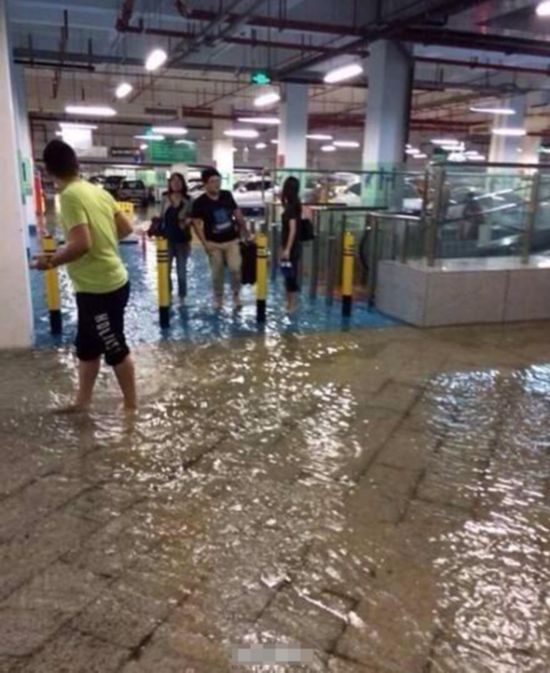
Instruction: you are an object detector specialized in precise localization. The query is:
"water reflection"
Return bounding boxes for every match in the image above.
[0,333,548,672]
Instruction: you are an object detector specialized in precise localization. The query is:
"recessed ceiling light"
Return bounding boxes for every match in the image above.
[254,91,281,108]
[324,63,363,84]
[492,128,527,137]
[145,48,167,71]
[139,143,148,150]
[536,1,550,17]
[115,82,133,99]
[255,142,268,149]
[321,145,337,152]
[224,129,260,139]
[65,105,116,117]
[237,116,280,125]
[151,126,188,135]
[270,139,279,144]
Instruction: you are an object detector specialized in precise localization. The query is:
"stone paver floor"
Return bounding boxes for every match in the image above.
[0,322,549,672]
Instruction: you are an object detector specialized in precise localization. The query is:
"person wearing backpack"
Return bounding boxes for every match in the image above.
[281,176,303,315]
[159,173,192,305]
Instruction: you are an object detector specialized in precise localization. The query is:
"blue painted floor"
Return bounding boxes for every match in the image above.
[30,236,399,348]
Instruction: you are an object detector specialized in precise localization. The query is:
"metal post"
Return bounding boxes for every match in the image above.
[366,214,379,308]
[309,210,321,301]
[522,171,541,265]
[326,211,336,305]
[425,165,445,267]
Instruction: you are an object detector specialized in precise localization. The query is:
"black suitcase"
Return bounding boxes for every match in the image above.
[240,241,257,285]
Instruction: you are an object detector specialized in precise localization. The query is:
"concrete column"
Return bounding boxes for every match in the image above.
[363,40,412,170]
[212,112,234,190]
[362,40,413,207]
[488,95,527,163]
[277,83,308,169]
[11,64,35,248]
[0,0,33,348]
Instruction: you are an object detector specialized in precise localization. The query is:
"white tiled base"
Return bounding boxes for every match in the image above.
[377,257,550,327]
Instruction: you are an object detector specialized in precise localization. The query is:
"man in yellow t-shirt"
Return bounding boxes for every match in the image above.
[31,140,137,411]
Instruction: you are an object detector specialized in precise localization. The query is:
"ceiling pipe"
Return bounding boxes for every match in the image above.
[117,23,369,56]
[415,56,550,77]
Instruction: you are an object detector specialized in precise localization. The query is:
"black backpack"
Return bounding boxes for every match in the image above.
[240,241,257,285]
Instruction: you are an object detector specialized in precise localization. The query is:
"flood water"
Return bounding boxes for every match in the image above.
[0,319,549,672]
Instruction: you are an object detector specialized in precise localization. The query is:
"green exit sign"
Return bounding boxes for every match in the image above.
[250,70,272,86]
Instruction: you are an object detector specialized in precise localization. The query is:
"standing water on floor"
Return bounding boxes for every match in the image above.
[30,233,397,349]
[0,321,548,672]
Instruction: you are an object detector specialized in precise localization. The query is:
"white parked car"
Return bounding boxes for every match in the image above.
[233,178,274,213]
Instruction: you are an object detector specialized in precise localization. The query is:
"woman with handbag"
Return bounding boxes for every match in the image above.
[158,172,193,305]
[280,176,303,315]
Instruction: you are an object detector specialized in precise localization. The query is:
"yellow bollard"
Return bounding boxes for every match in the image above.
[256,233,268,323]
[42,235,62,334]
[156,236,170,328]
[341,231,355,318]
[118,201,135,219]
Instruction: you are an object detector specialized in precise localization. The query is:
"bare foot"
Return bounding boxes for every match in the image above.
[53,402,90,415]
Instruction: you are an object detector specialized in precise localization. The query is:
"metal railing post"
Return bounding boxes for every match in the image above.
[309,210,321,301]
[425,165,445,267]
[522,171,541,265]
[366,214,379,307]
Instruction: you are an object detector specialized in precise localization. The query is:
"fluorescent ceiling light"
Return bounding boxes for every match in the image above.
[145,48,167,71]
[324,63,363,84]
[175,139,194,145]
[431,138,460,146]
[237,116,280,125]
[470,106,515,115]
[333,140,360,148]
[151,126,188,135]
[413,153,428,159]
[492,128,527,137]
[115,82,133,99]
[406,148,421,155]
[65,105,116,117]
[307,134,333,141]
[254,91,281,108]
[139,143,148,150]
[321,145,336,152]
[224,128,259,139]
[270,139,279,144]
[59,122,98,130]
[255,142,267,149]
[55,131,63,136]
[134,134,164,141]
[536,1,550,17]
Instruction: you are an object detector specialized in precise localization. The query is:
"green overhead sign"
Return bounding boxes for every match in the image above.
[146,139,197,164]
[250,70,272,86]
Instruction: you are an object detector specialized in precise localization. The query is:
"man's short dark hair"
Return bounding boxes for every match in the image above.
[43,140,79,179]
[201,167,221,184]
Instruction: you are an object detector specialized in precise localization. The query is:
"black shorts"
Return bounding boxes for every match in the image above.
[75,282,130,367]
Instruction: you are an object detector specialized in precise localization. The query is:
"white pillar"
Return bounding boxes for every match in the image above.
[363,40,412,170]
[489,95,527,163]
[0,0,33,348]
[11,64,35,248]
[520,136,540,165]
[277,83,308,169]
[212,112,234,190]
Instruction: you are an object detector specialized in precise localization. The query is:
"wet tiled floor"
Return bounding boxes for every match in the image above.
[0,321,549,672]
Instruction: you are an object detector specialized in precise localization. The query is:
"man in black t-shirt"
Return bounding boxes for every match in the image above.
[192,167,248,310]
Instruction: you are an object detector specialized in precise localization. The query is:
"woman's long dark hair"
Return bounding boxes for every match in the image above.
[282,176,302,212]
[167,172,188,198]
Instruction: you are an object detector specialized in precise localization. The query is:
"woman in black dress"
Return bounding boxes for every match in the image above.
[281,176,302,314]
